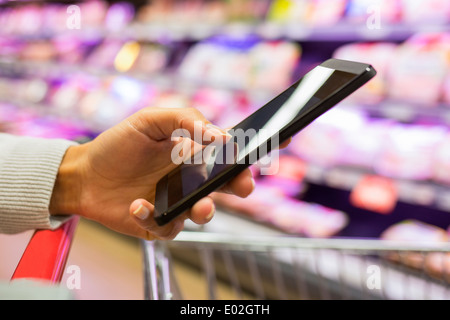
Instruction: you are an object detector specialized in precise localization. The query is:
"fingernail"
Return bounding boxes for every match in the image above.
[251,178,256,191]
[133,204,150,220]
[206,203,215,220]
[205,123,232,138]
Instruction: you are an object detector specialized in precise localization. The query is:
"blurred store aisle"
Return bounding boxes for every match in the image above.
[0,217,244,300]
[0,218,144,300]
[61,218,144,300]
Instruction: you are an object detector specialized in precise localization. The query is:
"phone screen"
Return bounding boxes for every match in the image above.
[154,59,375,225]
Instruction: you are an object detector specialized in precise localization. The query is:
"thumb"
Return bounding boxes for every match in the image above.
[129,199,185,240]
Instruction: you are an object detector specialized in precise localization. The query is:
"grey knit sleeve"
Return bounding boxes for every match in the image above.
[0,133,78,234]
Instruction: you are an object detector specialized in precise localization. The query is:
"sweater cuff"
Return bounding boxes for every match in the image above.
[0,135,78,234]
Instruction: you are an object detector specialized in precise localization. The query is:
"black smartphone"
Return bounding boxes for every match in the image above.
[154,59,376,226]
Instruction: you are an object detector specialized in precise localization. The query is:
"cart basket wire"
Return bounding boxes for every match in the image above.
[142,231,450,300]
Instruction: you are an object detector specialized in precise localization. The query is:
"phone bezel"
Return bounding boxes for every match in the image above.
[154,58,377,225]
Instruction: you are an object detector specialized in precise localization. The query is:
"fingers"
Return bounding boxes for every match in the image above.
[129,197,215,240]
[130,199,184,240]
[131,107,230,145]
[279,136,292,150]
[188,196,215,224]
[220,168,255,198]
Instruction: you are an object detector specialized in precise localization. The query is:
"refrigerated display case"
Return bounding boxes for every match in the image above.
[1,0,449,300]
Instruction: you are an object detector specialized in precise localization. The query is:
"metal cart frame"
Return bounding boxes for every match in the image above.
[142,231,450,300]
[10,217,449,300]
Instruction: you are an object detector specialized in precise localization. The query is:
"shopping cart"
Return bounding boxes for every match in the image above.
[11,217,79,283]
[9,214,449,300]
[142,229,450,300]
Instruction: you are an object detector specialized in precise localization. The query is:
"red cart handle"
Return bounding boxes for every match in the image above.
[11,217,79,283]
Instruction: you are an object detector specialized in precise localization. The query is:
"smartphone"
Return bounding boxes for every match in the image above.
[154,59,376,225]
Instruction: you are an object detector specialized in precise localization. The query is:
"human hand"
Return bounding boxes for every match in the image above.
[49,107,256,240]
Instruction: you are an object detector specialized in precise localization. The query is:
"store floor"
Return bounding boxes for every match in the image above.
[0,217,244,300]
[0,218,144,299]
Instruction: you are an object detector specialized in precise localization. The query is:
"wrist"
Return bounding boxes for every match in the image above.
[49,144,86,217]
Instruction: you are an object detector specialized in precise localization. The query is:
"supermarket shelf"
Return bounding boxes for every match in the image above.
[303,163,450,213]
[251,22,450,42]
[2,56,450,214]
[2,21,450,42]
[0,58,276,98]
[340,101,450,126]
[119,22,445,42]
[2,58,450,125]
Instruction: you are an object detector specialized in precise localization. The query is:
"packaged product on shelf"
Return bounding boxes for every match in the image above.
[0,38,20,59]
[204,36,253,89]
[178,36,300,92]
[374,123,447,180]
[109,76,148,111]
[349,174,398,214]
[178,38,252,89]
[400,0,450,24]
[211,181,286,219]
[78,90,120,132]
[313,107,388,169]
[41,3,74,35]
[443,73,450,105]
[130,43,170,75]
[338,118,393,169]
[432,133,450,186]
[0,103,22,133]
[212,181,348,237]
[214,89,267,129]
[226,0,271,23]
[381,220,450,279]
[153,90,192,110]
[52,35,90,65]
[248,41,301,91]
[84,39,126,70]
[386,32,450,105]
[260,197,345,237]
[1,4,43,35]
[135,0,170,24]
[78,0,109,29]
[23,118,88,140]
[20,41,56,62]
[255,154,307,197]
[289,108,352,168]
[333,42,397,104]
[304,0,346,27]
[76,75,144,133]
[266,0,346,27]
[291,202,348,238]
[113,41,142,73]
[0,101,88,140]
[345,0,402,24]
[104,2,135,32]
[47,77,81,112]
[79,76,150,130]
[265,0,308,25]
[290,125,342,168]
[22,78,49,104]
[136,0,233,28]
[191,87,233,123]
[425,251,450,280]
[381,219,448,245]
[261,193,348,238]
